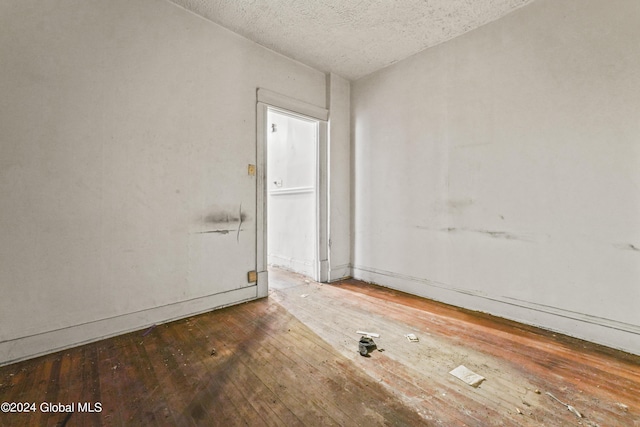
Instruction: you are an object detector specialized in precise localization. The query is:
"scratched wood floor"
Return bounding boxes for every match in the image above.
[0,269,638,426]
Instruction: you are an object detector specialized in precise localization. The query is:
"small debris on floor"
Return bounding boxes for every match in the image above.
[405,333,419,342]
[210,348,217,356]
[516,408,522,415]
[545,392,583,418]
[300,294,309,298]
[449,365,486,387]
[615,402,628,412]
[356,330,380,338]
[142,324,157,337]
[377,348,385,352]
[359,336,377,357]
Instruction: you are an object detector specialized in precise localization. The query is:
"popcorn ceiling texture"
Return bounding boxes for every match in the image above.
[168,0,533,80]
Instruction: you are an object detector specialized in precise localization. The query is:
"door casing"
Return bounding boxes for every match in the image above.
[256,88,329,297]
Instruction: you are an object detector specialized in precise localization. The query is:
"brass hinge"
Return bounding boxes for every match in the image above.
[247,270,257,283]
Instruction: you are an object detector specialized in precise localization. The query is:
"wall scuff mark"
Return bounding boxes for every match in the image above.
[196,204,247,239]
[613,243,640,252]
[204,210,248,224]
[440,227,533,242]
[196,230,238,235]
[237,203,243,243]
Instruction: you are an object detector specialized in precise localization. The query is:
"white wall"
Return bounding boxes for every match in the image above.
[267,111,318,278]
[352,0,640,354]
[327,73,352,281]
[0,0,326,365]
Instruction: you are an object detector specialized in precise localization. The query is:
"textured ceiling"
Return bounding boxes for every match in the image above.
[169,0,534,80]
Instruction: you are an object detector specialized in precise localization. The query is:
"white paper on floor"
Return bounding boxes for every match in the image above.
[449,365,486,387]
[405,333,419,342]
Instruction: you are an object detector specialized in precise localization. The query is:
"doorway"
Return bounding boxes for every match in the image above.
[256,89,329,296]
[267,109,318,279]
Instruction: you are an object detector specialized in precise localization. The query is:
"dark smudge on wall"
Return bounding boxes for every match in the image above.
[203,210,248,224]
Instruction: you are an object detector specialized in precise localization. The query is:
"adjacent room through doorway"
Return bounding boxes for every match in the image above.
[266,108,319,281]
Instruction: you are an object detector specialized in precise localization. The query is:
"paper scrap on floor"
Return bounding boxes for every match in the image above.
[405,333,419,342]
[356,331,380,338]
[449,365,486,387]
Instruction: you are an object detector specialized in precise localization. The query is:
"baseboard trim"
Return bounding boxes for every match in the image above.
[0,286,257,366]
[268,254,315,278]
[352,265,640,355]
[328,263,352,282]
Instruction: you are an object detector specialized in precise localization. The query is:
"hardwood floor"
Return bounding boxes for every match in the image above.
[1,268,638,426]
[269,268,640,426]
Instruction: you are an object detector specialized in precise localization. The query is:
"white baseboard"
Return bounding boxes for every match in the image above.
[328,263,352,282]
[268,254,315,278]
[352,265,640,355]
[0,286,257,366]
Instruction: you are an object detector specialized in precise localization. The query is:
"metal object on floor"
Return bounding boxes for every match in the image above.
[359,336,377,356]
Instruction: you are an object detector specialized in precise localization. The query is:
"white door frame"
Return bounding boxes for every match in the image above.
[256,88,329,297]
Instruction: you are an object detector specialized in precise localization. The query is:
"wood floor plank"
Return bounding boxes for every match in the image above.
[24,357,55,427]
[163,318,264,426]
[213,304,338,426]
[176,313,265,427]
[38,355,63,427]
[147,324,201,426]
[62,347,93,427]
[186,312,328,425]
[182,320,265,427]
[97,337,133,426]
[82,344,103,426]
[217,306,348,425]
